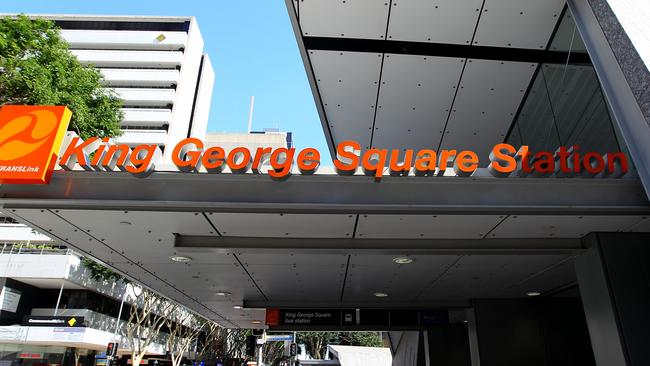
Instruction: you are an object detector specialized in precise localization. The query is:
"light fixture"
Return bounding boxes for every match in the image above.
[392,257,414,264]
[119,221,132,226]
[216,291,231,297]
[233,305,243,309]
[526,291,542,297]
[373,292,389,298]
[169,255,192,263]
[251,320,262,325]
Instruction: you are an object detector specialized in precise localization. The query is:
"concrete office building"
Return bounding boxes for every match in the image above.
[2,1,650,366]
[204,129,293,156]
[41,14,215,162]
[0,215,170,366]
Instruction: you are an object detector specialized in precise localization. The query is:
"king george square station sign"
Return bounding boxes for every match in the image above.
[0,105,630,185]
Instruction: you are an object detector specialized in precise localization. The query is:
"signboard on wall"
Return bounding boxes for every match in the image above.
[266,308,449,329]
[22,316,85,327]
[0,104,631,184]
[0,287,21,313]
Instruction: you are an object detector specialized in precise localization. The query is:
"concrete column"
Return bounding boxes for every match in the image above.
[576,233,650,366]
[472,298,594,366]
[388,331,420,366]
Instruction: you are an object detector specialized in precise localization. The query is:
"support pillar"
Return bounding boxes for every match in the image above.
[471,298,594,366]
[576,232,650,366]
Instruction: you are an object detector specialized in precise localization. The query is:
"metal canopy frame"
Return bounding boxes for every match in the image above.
[1,171,646,325]
[0,171,647,215]
[568,0,650,198]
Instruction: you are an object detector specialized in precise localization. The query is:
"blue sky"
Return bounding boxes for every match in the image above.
[2,0,328,154]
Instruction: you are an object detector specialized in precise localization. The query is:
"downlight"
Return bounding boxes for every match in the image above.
[169,255,192,263]
[392,257,414,264]
[526,291,542,297]
[373,292,389,298]
[216,291,231,297]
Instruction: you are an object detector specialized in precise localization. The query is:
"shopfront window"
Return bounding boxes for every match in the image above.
[0,345,65,366]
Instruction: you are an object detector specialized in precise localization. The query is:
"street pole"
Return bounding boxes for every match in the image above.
[53,281,65,316]
[293,332,297,365]
[114,284,128,339]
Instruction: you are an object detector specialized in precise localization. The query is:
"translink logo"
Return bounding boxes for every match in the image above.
[0,106,71,184]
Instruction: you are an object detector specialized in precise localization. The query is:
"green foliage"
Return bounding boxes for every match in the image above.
[296,332,339,360]
[0,14,123,139]
[340,331,383,348]
[297,331,384,359]
[81,257,128,283]
[262,341,288,365]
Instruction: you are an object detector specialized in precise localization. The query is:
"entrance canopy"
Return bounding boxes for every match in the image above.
[0,0,648,330]
[286,0,623,164]
[1,171,648,328]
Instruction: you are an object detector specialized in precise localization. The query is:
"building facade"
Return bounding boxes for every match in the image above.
[204,130,293,156]
[0,214,176,366]
[46,14,215,163]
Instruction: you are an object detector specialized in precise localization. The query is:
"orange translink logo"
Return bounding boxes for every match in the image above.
[0,106,71,184]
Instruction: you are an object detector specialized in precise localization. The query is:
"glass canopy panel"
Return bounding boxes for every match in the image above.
[506,6,632,171]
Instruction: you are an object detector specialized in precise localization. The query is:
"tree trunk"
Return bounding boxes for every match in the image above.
[132,353,145,366]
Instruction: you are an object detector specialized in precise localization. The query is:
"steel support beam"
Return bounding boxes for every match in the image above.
[568,0,650,198]
[174,234,586,255]
[0,171,648,215]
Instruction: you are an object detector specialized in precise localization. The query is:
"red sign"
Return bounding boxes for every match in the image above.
[265,309,280,326]
[0,106,71,184]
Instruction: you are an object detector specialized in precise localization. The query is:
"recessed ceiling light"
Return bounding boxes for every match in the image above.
[169,255,192,263]
[233,305,243,309]
[392,257,414,264]
[216,291,231,296]
[373,292,389,298]
[251,320,262,325]
[526,291,542,297]
[119,221,132,225]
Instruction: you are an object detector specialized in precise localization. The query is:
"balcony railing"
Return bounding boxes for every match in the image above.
[0,243,72,256]
[71,50,184,68]
[62,30,188,51]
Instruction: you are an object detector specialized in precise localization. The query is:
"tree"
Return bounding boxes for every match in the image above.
[340,332,383,347]
[297,332,339,360]
[81,257,128,283]
[297,331,384,359]
[0,15,123,139]
[196,324,249,363]
[261,341,286,365]
[196,321,225,364]
[165,306,204,366]
[126,287,174,366]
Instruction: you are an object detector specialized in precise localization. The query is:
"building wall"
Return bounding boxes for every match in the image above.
[0,278,44,326]
[44,15,215,162]
[189,54,215,142]
[472,298,595,366]
[606,0,650,71]
[163,17,206,162]
[204,131,291,156]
